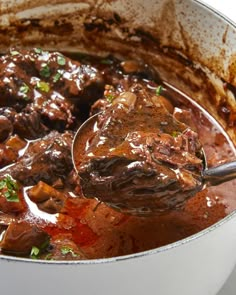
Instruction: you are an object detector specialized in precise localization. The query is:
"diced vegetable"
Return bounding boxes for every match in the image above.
[28,181,66,214]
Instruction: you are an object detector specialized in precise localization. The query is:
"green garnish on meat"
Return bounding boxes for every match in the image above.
[0,175,19,202]
[40,64,51,78]
[156,85,163,96]
[30,246,40,259]
[61,246,78,257]
[57,55,66,66]
[36,81,50,93]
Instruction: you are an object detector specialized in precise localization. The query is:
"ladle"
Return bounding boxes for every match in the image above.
[72,113,236,215]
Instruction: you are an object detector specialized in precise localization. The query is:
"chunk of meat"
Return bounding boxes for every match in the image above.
[0,192,25,214]
[0,176,26,214]
[0,144,18,168]
[76,84,203,215]
[13,110,48,139]
[0,116,13,142]
[1,131,73,186]
[42,234,87,260]
[28,181,66,214]
[0,221,49,256]
[0,49,104,137]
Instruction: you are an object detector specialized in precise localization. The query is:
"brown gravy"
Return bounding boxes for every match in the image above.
[0,50,235,260]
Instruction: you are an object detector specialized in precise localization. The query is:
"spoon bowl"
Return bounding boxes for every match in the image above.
[72,110,236,216]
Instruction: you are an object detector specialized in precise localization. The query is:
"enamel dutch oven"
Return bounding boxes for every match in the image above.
[0,1,236,294]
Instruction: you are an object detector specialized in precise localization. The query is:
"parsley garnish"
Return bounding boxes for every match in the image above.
[36,81,50,93]
[40,64,51,78]
[30,246,40,259]
[172,131,180,137]
[10,50,20,56]
[57,55,66,66]
[0,176,19,202]
[44,253,53,260]
[105,94,115,103]
[53,72,62,83]
[34,48,43,54]
[19,83,30,100]
[61,246,78,257]
[100,59,113,65]
[156,85,163,96]
[19,83,29,94]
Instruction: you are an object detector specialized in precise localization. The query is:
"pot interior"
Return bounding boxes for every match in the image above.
[0,0,235,261]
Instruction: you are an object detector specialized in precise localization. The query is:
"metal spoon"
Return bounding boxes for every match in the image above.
[72,113,236,213]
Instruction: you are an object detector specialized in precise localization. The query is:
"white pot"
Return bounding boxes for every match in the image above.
[1,213,236,295]
[0,1,236,294]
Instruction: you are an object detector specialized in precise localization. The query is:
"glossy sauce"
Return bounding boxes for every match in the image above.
[22,85,236,258]
[0,51,235,260]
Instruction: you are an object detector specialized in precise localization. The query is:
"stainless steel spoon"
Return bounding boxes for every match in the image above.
[72,113,236,212]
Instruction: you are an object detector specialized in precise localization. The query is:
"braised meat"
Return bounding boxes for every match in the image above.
[0,115,13,142]
[1,131,73,186]
[77,84,203,214]
[42,235,87,260]
[0,49,104,138]
[0,50,233,261]
[0,221,49,256]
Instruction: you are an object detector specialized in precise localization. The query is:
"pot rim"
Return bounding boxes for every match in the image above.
[0,0,236,266]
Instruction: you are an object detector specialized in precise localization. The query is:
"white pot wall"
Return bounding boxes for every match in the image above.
[0,1,236,295]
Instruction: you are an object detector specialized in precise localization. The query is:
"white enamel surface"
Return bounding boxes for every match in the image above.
[0,1,236,295]
[1,213,236,295]
[204,1,236,294]
[202,2,236,294]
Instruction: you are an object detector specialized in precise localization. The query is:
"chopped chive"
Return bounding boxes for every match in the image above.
[40,64,51,78]
[105,94,115,103]
[61,246,78,257]
[100,59,113,65]
[10,50,20,56]
[57,55,66,66]
[36,81,50,93]
[53,72,62,83]
[0,175,19,202]
[30,246,40,259]
[156,85,163,96]
[34,48,43,54]
[172,131,180,137]
[19,83,29,94]
[44,253,53,260]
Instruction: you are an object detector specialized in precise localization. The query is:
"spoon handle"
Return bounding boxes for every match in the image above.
[203,161,236,186]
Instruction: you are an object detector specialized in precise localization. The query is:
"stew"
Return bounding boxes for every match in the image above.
[0,48,235,260]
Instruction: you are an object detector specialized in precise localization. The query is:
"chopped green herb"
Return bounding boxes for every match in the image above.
[36,81,50,93]
[30,246,40,259]
[172,131,180,137]
[106,94,115,103]
[100,59,113,65]
[156,85,163,96]
[61,246,78,257]
[19,83,30,101]
[53,72,62,83]
[10,50,20,56]
[44,253,53,260]
[40,64,51,78]
[34,48,43,54]
[57,55,66,66]
[0,175,19,202]
[19,83,29,94]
